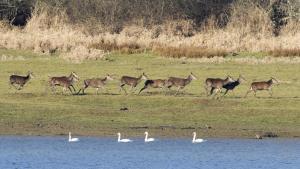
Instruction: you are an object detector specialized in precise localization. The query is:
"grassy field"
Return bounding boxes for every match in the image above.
[0,49,299,138]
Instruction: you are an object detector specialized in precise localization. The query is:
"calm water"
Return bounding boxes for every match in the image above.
[0,136,299,169]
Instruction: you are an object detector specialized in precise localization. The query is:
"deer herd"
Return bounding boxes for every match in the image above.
[8,71,279,98]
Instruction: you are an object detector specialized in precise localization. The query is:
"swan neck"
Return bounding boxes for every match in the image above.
[69,133,71,140]
[145,133,148,141]
[118,134,121,141]
[193,134,196,142]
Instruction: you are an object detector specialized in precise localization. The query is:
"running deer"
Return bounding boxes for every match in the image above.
[222,75,246,96]
[205,76,235,96]
[138,79,167,94]
[77,74,114,95]
[119,72,148,94]
[9,71,34,90]
[49,72,79,94]
[245,77,279,97]
[166,72,197,95]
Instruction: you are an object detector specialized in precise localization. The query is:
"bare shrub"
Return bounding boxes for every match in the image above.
[62,45,107,63]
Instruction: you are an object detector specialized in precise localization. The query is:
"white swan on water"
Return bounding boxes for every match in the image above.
[192,132,205,143]
[117,133,132,143]
[68,132,79,142]
[144,131,155,142]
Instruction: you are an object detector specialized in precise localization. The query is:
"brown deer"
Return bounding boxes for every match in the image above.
[138,79,167,94]
[77,74,114,95]
[9,71,34,90]
[222,75,246,96]
[205,76,235,96]
[166,72,197,95]
[245,77,279,97]
[120,72,148,94]
[49,72,79,94]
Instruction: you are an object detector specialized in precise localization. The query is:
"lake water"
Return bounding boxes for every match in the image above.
[0,136,299,169]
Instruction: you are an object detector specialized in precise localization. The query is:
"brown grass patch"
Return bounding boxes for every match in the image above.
[153,46,228,58]
[268,48,300,57]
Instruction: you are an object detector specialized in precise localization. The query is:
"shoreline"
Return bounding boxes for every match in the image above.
[0,127,299,139]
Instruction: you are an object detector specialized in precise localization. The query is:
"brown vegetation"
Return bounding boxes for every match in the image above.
[0,1,299,61]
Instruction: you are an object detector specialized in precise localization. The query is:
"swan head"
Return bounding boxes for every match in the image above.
[144,131,148,135]
[193,132,196,135]
[117,132,121,136]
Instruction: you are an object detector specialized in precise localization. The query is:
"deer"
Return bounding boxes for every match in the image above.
[77,74,114,95]
[138,79,167,94]
[204,76,235,97]
[245,77,279,98]
[49,72,79,94]
[119,72,148,94]
[165,72,197,95]
[222,75,246,96]
[9,71,34,90]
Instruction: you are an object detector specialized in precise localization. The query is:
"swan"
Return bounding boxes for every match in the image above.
[144,131,155,142]
[117,133,132,143]
[192,132,205,143]
[68,132,79,142]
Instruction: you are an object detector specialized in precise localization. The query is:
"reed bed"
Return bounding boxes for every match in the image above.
[0,1,299,62]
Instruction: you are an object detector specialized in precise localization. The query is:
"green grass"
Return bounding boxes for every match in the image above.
[0,49,299,138]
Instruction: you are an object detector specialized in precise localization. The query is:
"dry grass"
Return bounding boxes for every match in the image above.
[153,46,228,58]
[0,2,299,62]
[268,48,300,57]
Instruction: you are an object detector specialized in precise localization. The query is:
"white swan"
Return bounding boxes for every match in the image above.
[144,131,155,142]
[68,132,79,142]
[117,133,132,143]
[192,132,205,143]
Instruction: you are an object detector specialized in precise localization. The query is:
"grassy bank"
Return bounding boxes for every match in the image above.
[0,49,299,138]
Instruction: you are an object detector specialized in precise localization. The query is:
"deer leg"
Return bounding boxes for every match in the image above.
[244,88,252,98]
[11,83,19,90]
[269,88,273,97]
[80,85,89,95]
[254,91,257,97]
[175,86,181,96]
[129,86,134,93]
[119,84,127,94]
[17,85,23,90]
[68,86,73,94]
[51,85,56,93]
[210,87,215,96]
[212,88,220,99]
[138,85,147,94]
[216,88,222,99]
[71,85,76,93]
[223,89,229,96]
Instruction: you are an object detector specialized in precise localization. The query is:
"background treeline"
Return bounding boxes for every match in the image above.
[9,0,299,35]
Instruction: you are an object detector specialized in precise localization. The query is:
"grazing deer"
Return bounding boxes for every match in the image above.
[166,72,197,95]
[205,76,235,96]
[77,74,114,95]
[138,79,167,94]
[9,71,34,90]
[222,75,246,96]
[49,72,79,94]
[120,72,148,94]
[245,77,279,97]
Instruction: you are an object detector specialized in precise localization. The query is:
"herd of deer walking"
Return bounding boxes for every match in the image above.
[9,71,279,98]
